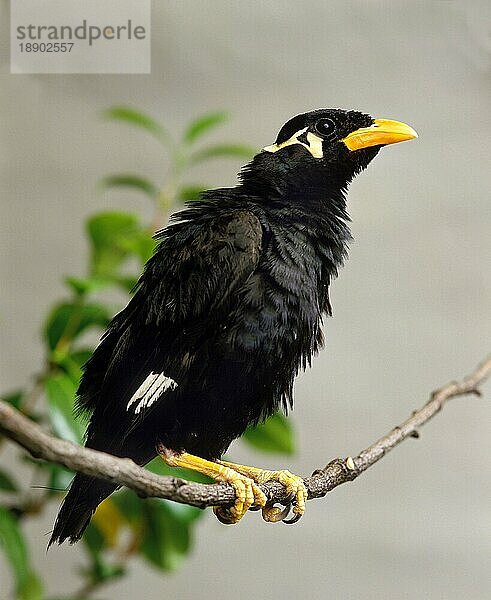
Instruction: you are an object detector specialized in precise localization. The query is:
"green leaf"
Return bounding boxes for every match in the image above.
[0,507,41,600]
[87,211,138,276]
[1,390,24,411]
[0,507,28,585]
[18,572,43,600]
[162,499,203,524]
[89,498,127,549]
[109,491,202,571]
[139,499,198,571]
[80,537,126,585]
[242,413,295,455]
[88,211,140,250]
[91,559,125,583]
[83,520,105,557]
[190,143,256,164]
[64,275,114,296]
[44,373,84,444]
[120,229,156,264]
[58,354,83,384]
[113,275,139,293]
[44,301,110,352]
[0,470,18,492]
[56,348,92,386]
[67,349,93,369]
[101,174,158,199]
[109,488,144,523]
[87,211,151,276]
[178,185,206,203]
[183,111,229,144]
[103,106,172,145]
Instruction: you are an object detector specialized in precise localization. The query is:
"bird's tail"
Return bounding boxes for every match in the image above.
[48,473,118,547]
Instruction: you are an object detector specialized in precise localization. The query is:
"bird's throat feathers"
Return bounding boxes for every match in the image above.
[238,150,355,225]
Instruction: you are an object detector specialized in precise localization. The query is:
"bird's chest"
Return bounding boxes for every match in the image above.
[227,227,326,363]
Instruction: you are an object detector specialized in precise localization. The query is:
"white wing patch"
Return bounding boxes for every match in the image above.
[127,372,178,414]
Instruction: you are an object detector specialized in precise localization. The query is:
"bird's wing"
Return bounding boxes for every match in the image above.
[140,207,263,324]
[77,208,263,421]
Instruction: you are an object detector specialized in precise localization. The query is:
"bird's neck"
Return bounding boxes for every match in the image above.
[239,151,353,244]
[239,151,354,213]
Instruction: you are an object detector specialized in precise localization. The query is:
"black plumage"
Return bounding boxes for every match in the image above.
[50,108,417,544]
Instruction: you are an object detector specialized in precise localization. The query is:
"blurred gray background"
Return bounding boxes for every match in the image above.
[1,1,490,598]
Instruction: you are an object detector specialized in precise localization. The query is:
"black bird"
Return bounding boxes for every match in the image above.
[50,108,417,545]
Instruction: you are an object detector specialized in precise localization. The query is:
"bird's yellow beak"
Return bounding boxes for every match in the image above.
[343,119,418,151]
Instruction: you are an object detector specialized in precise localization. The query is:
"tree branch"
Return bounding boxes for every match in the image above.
[1,354,490,512]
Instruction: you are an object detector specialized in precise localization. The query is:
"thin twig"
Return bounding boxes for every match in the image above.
[0,355,489,511]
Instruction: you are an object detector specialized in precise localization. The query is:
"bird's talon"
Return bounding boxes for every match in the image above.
[283,512,302,525]
[273,470,307,523]
[212,460,306,524]
[212,472,265,524]
[213,506,234,524]
[282,490,296,505]
[262,504,290,523]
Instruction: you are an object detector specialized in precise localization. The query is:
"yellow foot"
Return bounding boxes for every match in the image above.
[157,446,267,524]
[218,461,307,524]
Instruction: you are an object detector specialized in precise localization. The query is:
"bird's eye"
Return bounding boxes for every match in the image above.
[314,118,337,140]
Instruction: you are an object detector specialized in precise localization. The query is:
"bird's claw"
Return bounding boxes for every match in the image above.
[261,503,290,522]
[283,510,303,525]
[209,460,307,525]
[261,498,304,524]
[260,470,307,525]
[213,474,267,524]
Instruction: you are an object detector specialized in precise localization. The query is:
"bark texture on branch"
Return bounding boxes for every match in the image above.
[0,355,490,511]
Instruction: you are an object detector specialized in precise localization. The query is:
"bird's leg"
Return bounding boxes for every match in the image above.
[217,460,307,524]
[157,445,267,524]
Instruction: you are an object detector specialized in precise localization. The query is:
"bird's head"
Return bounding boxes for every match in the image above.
[253,108,417,195]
